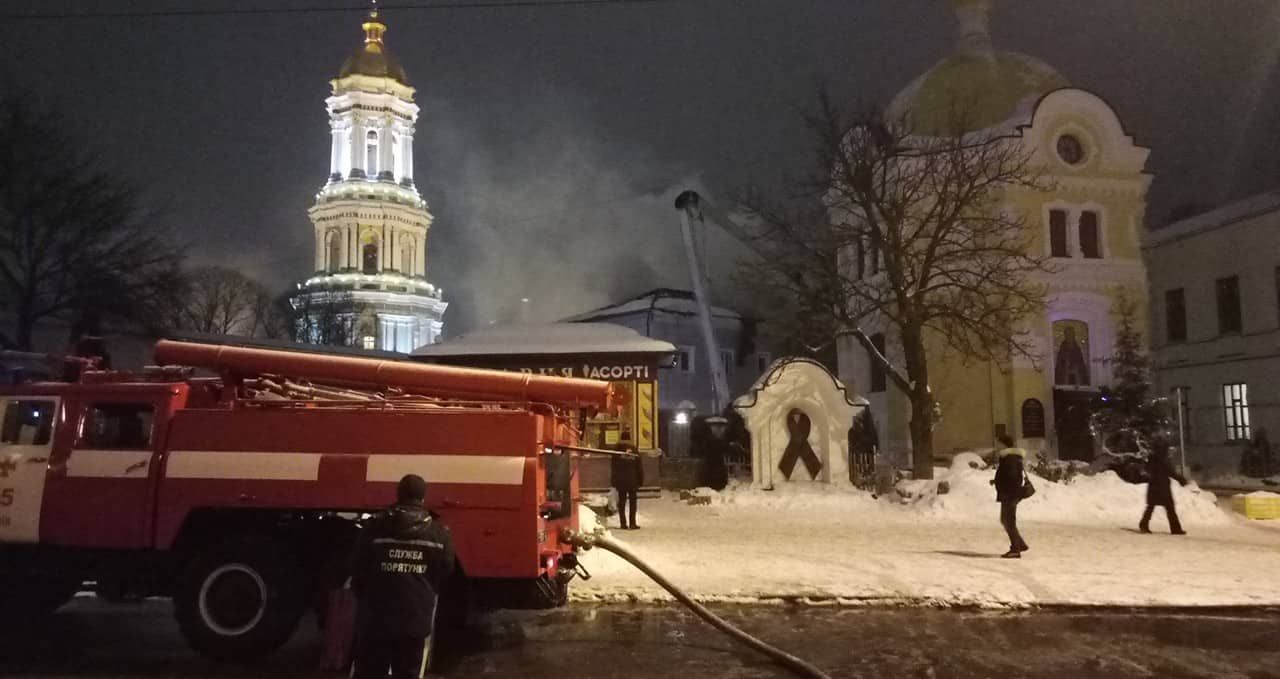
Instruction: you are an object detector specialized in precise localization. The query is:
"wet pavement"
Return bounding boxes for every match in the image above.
[3,597,1280,678]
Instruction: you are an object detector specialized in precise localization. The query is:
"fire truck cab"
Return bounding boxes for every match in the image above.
[0,340,611,661]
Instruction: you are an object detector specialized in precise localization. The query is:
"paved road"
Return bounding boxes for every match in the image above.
[3,597,1280,678]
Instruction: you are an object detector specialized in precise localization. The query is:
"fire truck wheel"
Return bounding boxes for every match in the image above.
[175,538,308,662]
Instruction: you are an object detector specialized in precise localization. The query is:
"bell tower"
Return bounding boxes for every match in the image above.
[294,5,447,351]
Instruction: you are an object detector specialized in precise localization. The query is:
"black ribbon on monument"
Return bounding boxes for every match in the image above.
[778,409,822,480]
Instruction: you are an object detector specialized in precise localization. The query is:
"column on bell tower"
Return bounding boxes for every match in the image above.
[349,118,365,179]
[400,132,414,186]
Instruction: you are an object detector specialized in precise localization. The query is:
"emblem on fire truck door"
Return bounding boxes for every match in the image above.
[0,456,17,478]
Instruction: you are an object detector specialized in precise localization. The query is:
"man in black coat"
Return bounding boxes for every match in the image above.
[351,474,456,679]
[611,430,644,530]
[992,434,1030,558]
[1140,439,1187,535]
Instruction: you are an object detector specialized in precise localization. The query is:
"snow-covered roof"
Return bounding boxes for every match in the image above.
[562,288,743,323]
[1145,190,1280,248]
[411,322,676,357]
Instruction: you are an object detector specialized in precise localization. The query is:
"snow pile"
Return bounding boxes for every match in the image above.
[713,479,883,514]
[576,502,605,534]
[903,466,1230,527]
[950,452,988,471]
[1238,490,1280,499]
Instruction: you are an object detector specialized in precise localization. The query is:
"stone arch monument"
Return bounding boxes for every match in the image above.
[733,358,867,489]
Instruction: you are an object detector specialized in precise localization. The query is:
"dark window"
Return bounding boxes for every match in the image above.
[1216,275,1242,334]
[756,352,771,373]
[869,333,886,393]
[1056,135,1085,165]
[327,232,341,272]
[677,347,694,373]
[1049,210,1069,257]
[1222,383,1250,442]
[83,403,154,449]
[1,400,55,445]
[362,243,379,274]
[1165,288,1186,343]
[1079,211,1101,258]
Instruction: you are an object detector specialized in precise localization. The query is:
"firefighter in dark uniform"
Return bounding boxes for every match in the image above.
[351,474,455,679]
[611,430,644,530]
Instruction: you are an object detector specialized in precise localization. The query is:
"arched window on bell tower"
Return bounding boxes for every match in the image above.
[363,240,379,274]
[365,130,379,177]
[400,234,415,275]
[326,230,341,272]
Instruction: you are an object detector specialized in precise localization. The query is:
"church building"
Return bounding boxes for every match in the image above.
[837,0,1152,462]
[293,8,447,352]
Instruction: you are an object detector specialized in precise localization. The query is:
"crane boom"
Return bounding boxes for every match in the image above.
[675,190,731,414]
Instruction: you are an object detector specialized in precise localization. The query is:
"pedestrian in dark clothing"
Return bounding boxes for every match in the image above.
[1140,440,1187,535]
[351,474,456,679]
[992,434,1030,558]
[611,431,644,530]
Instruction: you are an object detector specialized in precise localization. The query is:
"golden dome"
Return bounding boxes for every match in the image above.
[338,9,410,85]
[888,0,1068,135]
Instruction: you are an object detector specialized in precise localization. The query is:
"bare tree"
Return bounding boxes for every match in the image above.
[0,94,184,350]
[739,94,1053,479]
[289,285,365,347]
[168,266,273,336]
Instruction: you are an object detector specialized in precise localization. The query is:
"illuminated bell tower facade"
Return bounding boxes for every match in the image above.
[295,8,447,351]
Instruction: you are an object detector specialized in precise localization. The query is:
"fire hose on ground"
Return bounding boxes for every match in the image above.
[561,528,833,679]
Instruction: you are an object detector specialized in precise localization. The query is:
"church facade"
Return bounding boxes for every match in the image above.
[292,9,447,352]
[836,0,1152,463]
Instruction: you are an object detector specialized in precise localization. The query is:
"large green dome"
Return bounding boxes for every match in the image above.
[889,1,1068,135]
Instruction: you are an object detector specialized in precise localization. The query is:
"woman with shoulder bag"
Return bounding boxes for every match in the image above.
[992,434,1031,558]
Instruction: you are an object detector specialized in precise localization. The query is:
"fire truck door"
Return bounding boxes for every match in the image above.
[42,399,160,548]
[0,397,59,543]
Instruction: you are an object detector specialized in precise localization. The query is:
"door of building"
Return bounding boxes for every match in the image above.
[1054,389,1095,461]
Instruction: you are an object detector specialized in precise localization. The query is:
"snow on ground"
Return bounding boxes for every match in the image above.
[573,465,1280,608]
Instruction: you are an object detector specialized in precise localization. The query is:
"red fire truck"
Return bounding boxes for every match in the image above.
[0,339,613,660]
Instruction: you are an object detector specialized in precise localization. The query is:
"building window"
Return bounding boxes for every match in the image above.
[1165,288,1186,343]
[1216,275,1242,334]
[1056,134,1085,165]
[365,129,379,176]
[1079,211,1101,258]
[1049,209,1069,257]
[1222,383,1250,442]
[83,403,154,449]
[400,238,415,275]
[1,400,55,445]
[326,231,341,272]
[719,350,735,377]
[362,335,375,350]
[362,242,379,274]
[869,333,886,393]
[756,352,772,373]
[676,345,695,374]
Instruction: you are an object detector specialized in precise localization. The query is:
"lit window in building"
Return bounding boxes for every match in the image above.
[362,336,375,350]
[365,129,379,176]
[1079,210,1101,258]
[1222,383,1250,441]
[1049,209,1069,257]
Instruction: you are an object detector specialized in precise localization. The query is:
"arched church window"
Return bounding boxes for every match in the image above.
[365,130,379,176]
[363,241,379,274]
[326,231,341,272]
[400,237,415,275]
[1052,320,1090,387]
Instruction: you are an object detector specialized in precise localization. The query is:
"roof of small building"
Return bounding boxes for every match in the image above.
[562,288,744,323]
[411,322,676,358]
[1145,189,1280,248]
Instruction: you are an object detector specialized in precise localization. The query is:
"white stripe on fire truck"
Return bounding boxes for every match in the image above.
[165,451,323,481]
[66,449,154,478]
[365,455,526,486]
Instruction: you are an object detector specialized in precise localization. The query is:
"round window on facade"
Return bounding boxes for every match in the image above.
[1056,134,1085,165]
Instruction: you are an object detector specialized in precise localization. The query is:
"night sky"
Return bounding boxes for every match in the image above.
[3,0,1279,336]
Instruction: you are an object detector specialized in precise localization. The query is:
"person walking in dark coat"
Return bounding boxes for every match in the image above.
[611,431,644,530]
[992,434,1030,558]
[351,474,455,679]
[1140,439,1187,535]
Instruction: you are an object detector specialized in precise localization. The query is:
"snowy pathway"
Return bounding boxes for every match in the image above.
[572,474,1280,608]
